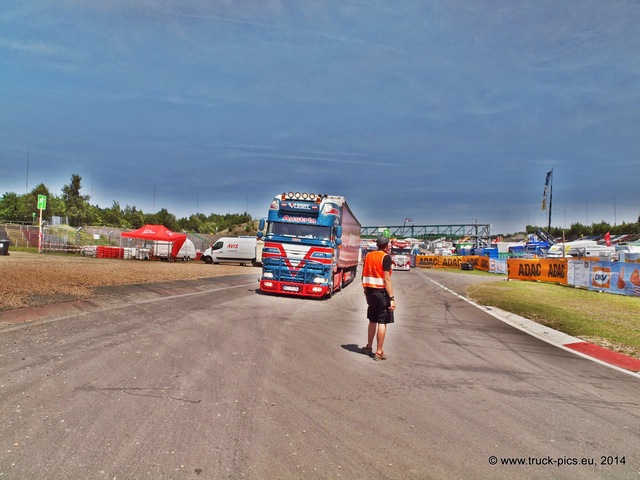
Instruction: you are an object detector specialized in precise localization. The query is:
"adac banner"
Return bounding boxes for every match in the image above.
[415,255,491,272]
[507,258,568,284]
[589,261,640,296]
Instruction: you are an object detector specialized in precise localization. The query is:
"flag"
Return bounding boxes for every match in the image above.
[541,170,552,211]
[604,232,611,247]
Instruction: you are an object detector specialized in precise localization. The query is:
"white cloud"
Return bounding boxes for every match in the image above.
[0,37,61,56]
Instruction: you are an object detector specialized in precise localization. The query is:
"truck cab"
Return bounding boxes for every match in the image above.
[390,240,412,271]
[258,192,360,298]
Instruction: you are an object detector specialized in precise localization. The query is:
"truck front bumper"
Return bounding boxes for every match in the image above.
[260,279,328,297]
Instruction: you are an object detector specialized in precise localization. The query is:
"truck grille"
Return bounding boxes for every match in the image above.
[263,257,327,284]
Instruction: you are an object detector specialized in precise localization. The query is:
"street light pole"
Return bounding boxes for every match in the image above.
[403,217,413,237]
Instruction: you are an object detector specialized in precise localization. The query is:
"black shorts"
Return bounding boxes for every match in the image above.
[365,289,394,324]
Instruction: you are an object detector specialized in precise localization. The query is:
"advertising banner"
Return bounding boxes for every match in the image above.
[416,255,486,270]
[415,255,505,274]
[567,260,591,288]
[589,261,640,296]
[416,255,469,269]
[507,258,568,285]
[490,258,508,275]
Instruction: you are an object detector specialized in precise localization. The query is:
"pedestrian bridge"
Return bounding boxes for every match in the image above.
[361,223,491,248]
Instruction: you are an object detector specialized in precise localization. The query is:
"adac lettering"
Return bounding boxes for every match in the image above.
[547,263,566,278]
[442,258,461,267]
[518,263,542,277]
[418,257,439,267]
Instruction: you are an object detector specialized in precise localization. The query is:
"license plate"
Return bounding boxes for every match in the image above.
[283,285,300,292]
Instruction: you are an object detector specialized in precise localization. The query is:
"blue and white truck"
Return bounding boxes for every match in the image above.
[258,192,361,298]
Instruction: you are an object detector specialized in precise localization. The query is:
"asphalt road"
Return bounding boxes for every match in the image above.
[0,269,638,479]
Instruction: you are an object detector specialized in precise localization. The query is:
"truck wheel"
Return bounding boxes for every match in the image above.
[326,281,334,299]
[203,257,213,264]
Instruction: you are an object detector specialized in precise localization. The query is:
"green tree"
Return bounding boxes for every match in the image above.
[61,174,92,227]
[0,192,23,222]
[25,184,55,223]
[201,221,218,234]
[102,201,124,227]
[567,222,590,240]
[149,208,177,231]
[48,195,66,218]
[177,214,204,233]
[591,221,611,236]
[87,204,102,226]
[123,205,145,229]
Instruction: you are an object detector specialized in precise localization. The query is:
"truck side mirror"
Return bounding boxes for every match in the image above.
[259,218,265,231]
[257,231,263,239]
[336,226,342,238]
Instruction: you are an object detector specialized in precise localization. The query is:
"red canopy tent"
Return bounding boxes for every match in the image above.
[121,224,187,259]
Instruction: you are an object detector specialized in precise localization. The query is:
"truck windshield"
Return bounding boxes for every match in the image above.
[268,222,332,240]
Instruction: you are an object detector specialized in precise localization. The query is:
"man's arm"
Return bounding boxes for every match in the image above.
[382,269,396,311]
[383,271,394,299]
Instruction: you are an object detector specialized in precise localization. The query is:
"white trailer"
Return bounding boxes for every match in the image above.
[153,239,197,261]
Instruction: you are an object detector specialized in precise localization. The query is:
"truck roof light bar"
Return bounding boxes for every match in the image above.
[281,192,324,202]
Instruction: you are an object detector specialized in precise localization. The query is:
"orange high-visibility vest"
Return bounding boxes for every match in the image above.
[362,250,391,289]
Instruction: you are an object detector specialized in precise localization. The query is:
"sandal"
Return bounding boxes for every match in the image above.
[374,351,387,361]
[362,345,373,355]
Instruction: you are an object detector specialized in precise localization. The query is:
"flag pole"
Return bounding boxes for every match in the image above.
[547,169,553,234]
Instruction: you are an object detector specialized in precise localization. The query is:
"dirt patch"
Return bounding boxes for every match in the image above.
[0,251,256,311]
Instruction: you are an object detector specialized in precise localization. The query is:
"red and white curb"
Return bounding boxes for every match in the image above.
[483,307,640,376]
[425,277,640,378]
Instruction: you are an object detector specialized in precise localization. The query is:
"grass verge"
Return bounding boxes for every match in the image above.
[467,280,640,359]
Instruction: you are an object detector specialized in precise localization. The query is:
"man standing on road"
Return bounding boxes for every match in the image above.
[361,235,396,361]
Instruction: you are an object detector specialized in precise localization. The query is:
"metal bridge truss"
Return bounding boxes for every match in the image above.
[361,224,492,249]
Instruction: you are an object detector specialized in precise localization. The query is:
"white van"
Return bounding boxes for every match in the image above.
[153,239,197,261]
[201,236,258,266]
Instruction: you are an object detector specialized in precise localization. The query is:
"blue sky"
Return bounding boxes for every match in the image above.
[1,0,638,234]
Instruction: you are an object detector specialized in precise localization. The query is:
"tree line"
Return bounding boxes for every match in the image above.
[2,174,638,239]
[524,218,640,242]
[0,174,253,234]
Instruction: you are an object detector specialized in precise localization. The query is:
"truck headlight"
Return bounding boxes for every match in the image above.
[263,272,274,279]
[313,277,328,284]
